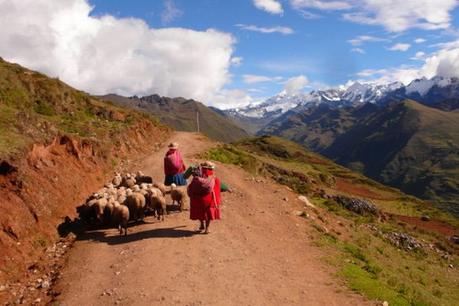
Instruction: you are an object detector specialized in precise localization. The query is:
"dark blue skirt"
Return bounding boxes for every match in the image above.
[164,173,187,186]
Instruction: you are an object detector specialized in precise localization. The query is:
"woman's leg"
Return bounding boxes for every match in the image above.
[204,219,211,234]
[199,220,205,230]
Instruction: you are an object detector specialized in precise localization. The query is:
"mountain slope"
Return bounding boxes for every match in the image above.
[101,94,249,143]
[0,58,169,285]
[260,100,459,214]
[327,100,459,212]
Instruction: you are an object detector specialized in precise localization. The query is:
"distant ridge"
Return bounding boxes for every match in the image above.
[100,94,249,143]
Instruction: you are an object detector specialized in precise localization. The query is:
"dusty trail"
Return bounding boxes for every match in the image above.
[55,132,369,306]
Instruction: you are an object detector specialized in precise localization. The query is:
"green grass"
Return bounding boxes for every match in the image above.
[204,136,459,306]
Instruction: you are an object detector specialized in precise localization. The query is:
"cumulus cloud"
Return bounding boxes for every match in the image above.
[291,0,351,10]
[283,75,309,94]
[347,35,387,46]
[388,43,411,51]
[161,0,183,24]
[253,0,284,15]
[0,0,239,107]
[243,74,283,84]
[236,24,294,35]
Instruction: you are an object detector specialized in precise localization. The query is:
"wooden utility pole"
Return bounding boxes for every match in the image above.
[196,111,200,133]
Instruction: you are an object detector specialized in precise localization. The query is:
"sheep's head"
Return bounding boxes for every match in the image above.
[170,183,177,190]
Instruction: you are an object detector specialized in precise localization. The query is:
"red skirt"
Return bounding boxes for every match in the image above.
[190,200,221,221]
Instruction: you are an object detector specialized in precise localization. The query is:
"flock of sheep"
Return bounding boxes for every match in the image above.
[81,171,187,236]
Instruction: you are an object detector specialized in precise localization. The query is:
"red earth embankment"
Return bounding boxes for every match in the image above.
[0,120,169,287]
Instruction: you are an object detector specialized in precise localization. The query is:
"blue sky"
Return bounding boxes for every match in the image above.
[89,0,459,102]
[1,0,459,108]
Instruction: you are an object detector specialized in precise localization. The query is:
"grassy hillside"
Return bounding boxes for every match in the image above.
[259,100,459,215]
[326,100,459,215]
[204,136,459,306]
[0,59,167,160]
[101,94,249,143]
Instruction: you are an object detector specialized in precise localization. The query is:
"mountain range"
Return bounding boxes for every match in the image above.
[223,77,459,215]
[225,76,459,123]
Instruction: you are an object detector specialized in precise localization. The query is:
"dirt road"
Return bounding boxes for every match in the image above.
[54,132,369,305]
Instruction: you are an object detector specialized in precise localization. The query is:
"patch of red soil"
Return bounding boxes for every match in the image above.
[395,215,458,237]
[0,120,169,295]
[335,178,383,199]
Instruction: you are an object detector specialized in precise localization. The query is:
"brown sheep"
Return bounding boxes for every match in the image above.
[125,192,146,221]
[153,182,168,195]
[170,183,188,211]
[147,192,167,221]
[122,174,136,188]
[93,197,108,223]
[112,202,129,236]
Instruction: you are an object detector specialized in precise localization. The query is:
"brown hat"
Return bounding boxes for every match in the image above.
[201,161,215,169]
[168,142,179,149]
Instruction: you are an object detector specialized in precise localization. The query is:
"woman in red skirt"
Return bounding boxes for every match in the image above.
[187,161,221,234]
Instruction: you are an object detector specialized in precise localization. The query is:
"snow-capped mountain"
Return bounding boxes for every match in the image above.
[226,76,458,119]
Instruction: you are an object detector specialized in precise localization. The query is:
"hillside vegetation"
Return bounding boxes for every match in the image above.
[204,136,459,306]
[260,100,459,215]
[101,94,249,143]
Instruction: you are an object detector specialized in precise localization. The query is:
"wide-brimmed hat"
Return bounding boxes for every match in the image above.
[168,142,179,149]
[201,161,215,169]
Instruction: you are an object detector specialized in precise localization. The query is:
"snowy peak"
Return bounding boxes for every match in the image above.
[405,76,453,96]
[226,76,457,120]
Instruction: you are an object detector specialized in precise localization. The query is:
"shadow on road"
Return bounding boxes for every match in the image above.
[76,225,198,245]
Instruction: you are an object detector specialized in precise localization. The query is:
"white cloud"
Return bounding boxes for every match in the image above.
[410,51,426,61]
[347,35,387,46]
[243,74,283,84]
[422,46,459,78]
[356,67,420,84]
[236,24,294,35]
[284,75,309,94]
[161,0,183,24]
[291,0,458,32]
[344,0,459,32]
[291,0,351,10]
[388,43,411,51]
[351,47,365,54]
[356,42,459,84]
[253,0,283,15]
[231,57,243,66]
[0,0,239,107]
[298,10,322,19]
[414,38,427,44]
[210,89,254,109]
